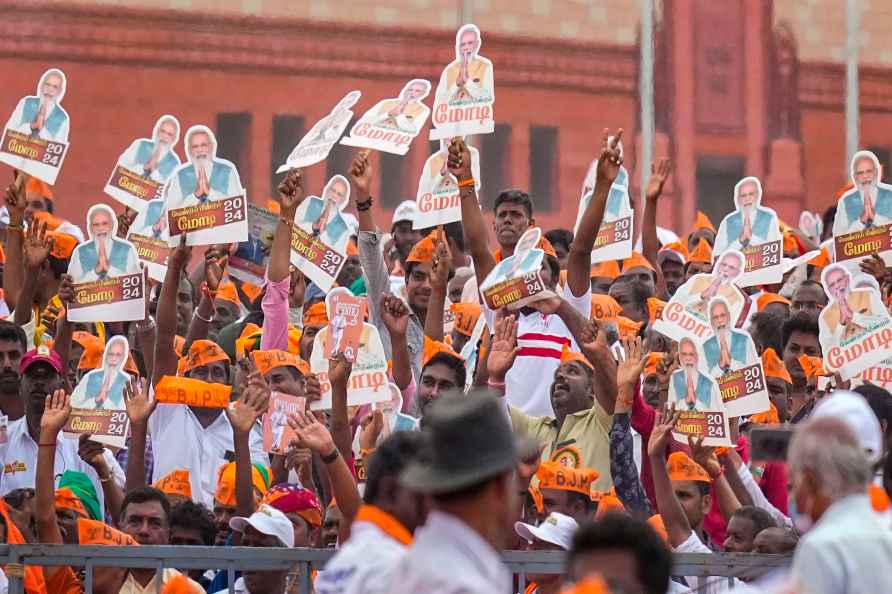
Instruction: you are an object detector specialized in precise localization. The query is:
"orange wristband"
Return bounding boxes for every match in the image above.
[457,177,476,188]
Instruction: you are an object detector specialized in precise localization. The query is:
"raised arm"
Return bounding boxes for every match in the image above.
[448,138,497,286]
[327,355,354,461]
[227,368,270,520]
[36,390,70,555]
[380,295,413,391]
[647,409,692,547]
[268,168,304,283]
[15,220,52,326]
[124,377,156,492]
[641,158,671,269]
[689,436,740,520]
[77,435,124,523]
[567,129,623,298]
[559,305,618,414]
[349,152,390,326]
[183,246,227,346]
[152,237,191,386]
[423,231,451,341]
[4,172,27,312]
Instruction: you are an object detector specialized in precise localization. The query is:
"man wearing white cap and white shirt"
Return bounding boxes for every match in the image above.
[390,200,423,263]
[213,504,294,594]
[514,512,578,594]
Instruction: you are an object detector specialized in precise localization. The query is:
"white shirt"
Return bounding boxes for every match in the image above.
[792,493,892,594]
[315,518,408,594]
[673,532,743,594]
[385,511,510,594]
[484,283,591,417]
[149,404,266,507]
[0,417,124,514]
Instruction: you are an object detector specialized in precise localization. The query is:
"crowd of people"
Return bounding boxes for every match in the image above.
[0,124,889,594]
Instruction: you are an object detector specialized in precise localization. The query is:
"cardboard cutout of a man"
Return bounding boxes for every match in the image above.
[164,125,242,209]
[118,115,182,183]
[5,68,70,142]
[68,204,141,282]
[714,177,780,252]
[71,336,130,410]
[819,264,891,345]
[833,150,892,233]
[671,337,723,412]
[702,297,758,376]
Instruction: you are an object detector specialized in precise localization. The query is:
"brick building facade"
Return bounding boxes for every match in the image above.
[2,0,891,236]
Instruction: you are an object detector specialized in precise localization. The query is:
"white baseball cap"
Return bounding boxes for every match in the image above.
[230,504,295,547]
[514,512,578,550]
[391,200,418,228]
[811,390,883,465]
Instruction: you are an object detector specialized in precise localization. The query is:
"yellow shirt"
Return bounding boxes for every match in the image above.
[509,403,613,491]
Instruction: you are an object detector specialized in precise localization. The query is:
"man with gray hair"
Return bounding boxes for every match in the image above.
[789,415,892,594]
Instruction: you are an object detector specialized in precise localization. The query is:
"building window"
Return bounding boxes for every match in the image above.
[380,152,407,208]
[529,126,558,211]
[216,113,252,192]
[270,115,305,199]
[480,124,511,209]
[695,155,744,224]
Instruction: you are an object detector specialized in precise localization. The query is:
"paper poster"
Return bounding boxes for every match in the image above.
[652,250,746,343]
[700,297,769,417]
[832,150,892,270]
[262,392,306,454]
[0,68,70,184]
[104,115,182,209]
[373,384,419,436]
[277,91,361,172]
[713,177,784,287]
[127,197,170,282]
[63,336,131,448]
[479,227,553,310]
[669,337,733,446]
[163,125,248,247]
[818,263,892,379]
[574,157,633,264]
[324,287,367,362]
[309,322,390,410]
[229,204,277,285]
[429,24,495,140]
[414,138,481,229]
[67,204,146,322]
[340,80,431,155]
[289,175,352,292]
[853,357,892,391]
[459,314,488,393]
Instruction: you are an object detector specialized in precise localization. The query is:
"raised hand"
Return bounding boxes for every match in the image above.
[431,230,452,292]
[348,151,373,202]
[859,253,888,285]
[204,246,228,292]
[487,313,520,382]
[5,170,26,225]
[23,220,53,270]
[578,319,609,364]
[288,409,337,455]
[647,407,681,459]
[645,157,671,202]
[77,435,108,471]
[379,293,410,339]
[359,409,384,450]
[170,234,192,270]
[595,128,624,186]
[617,335,647,393]
[305,372,322,403]
[39,389,70,440]
[277,168,304,218]
[447,137,473,182]
[528,295,563,316]
[226,370,269,435]
[117,208,138,239]
[123,377,155,426]
[688,435,722,478]
[328,353,353,392]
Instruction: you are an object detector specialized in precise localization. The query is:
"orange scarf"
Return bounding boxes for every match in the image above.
[354,504,412,546]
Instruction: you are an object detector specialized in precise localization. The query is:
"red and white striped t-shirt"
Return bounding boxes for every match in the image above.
[484,283,591,417]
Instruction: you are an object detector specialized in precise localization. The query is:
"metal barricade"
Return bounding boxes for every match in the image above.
[0,544,791,594]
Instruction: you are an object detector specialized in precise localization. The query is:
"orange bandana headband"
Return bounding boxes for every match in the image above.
[535,461,599,497]
[303,302,329,328]
[621,251,655,274]
[667,452,712,483]
[590,260,620,280]
[422,336,464,368]
[688,237,713,264]
[450,302,482,337]
[78,518,139,546]
[178,339,229,376]
[762,348,792,384]
[252,349,310,377]
[693,210,716,233]
[560,344,593,370]
[152,469,192,501]
[590,294,622,321]
[55,487,88,519]
[756,293,791,312]
[798,354,827,379]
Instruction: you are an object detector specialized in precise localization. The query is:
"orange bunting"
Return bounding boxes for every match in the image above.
[153,469,192,501]
[252,349,310,377]
[155,375,232,408]
[590,260,620,280]
[77,518,139,546]
[667,452,712,483]
[450,302,482,337]
[560,344,593,370]
[535,461,599,497]
[178,339,229,376]
[688,238,713,264]
[303,302,329,328]
[762,348,792,384]
[422,336,463,368]
[756,293,791,312]
[621,251,655,274]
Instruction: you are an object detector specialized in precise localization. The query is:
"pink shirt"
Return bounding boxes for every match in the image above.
[261,275,290,351]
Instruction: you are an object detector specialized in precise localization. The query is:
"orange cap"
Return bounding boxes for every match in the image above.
[266,199,281,214]
[303,302,329,328]
[643,352,664,377]
[647,514,669,543]
[241,281,263,304]
[658,241,689,264]
[647,297,666,322]
[613,316,643,340]
[48,231,78,260]
[528,484,544,513]
[346,239,358,257]
[55,487,89,519]
[450,302,482,337]
[558,575,611,594]
[590,294,622,321]
[251,349,310,377]
[590,260,620,280]
[287,324,302,355]
[215,280,241,309]
[798,354,827,379]
[422,336,464,368]
[407,230,439,263]
[749,402,780,425]
[174,335,186,357]
[762,348,792,384]
[215,462,270,506]
[621,251,655,274]
[178,339,229,376]
[26,177,53,200]
[77,342,103,370]
[693,210,716,233]
[535,461,599,497]
[72,331,101,350]
[756,293,791,312]
[234,323,262,360]
[594,493,626,518]
[152,469,192,501]
[689,238,713,264]
[33,210,63,230]
[560,344,593,370]
[809,246,831,268]
[667,452,712,483]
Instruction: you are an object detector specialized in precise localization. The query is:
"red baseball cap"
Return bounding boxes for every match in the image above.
[20,346,63,375]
